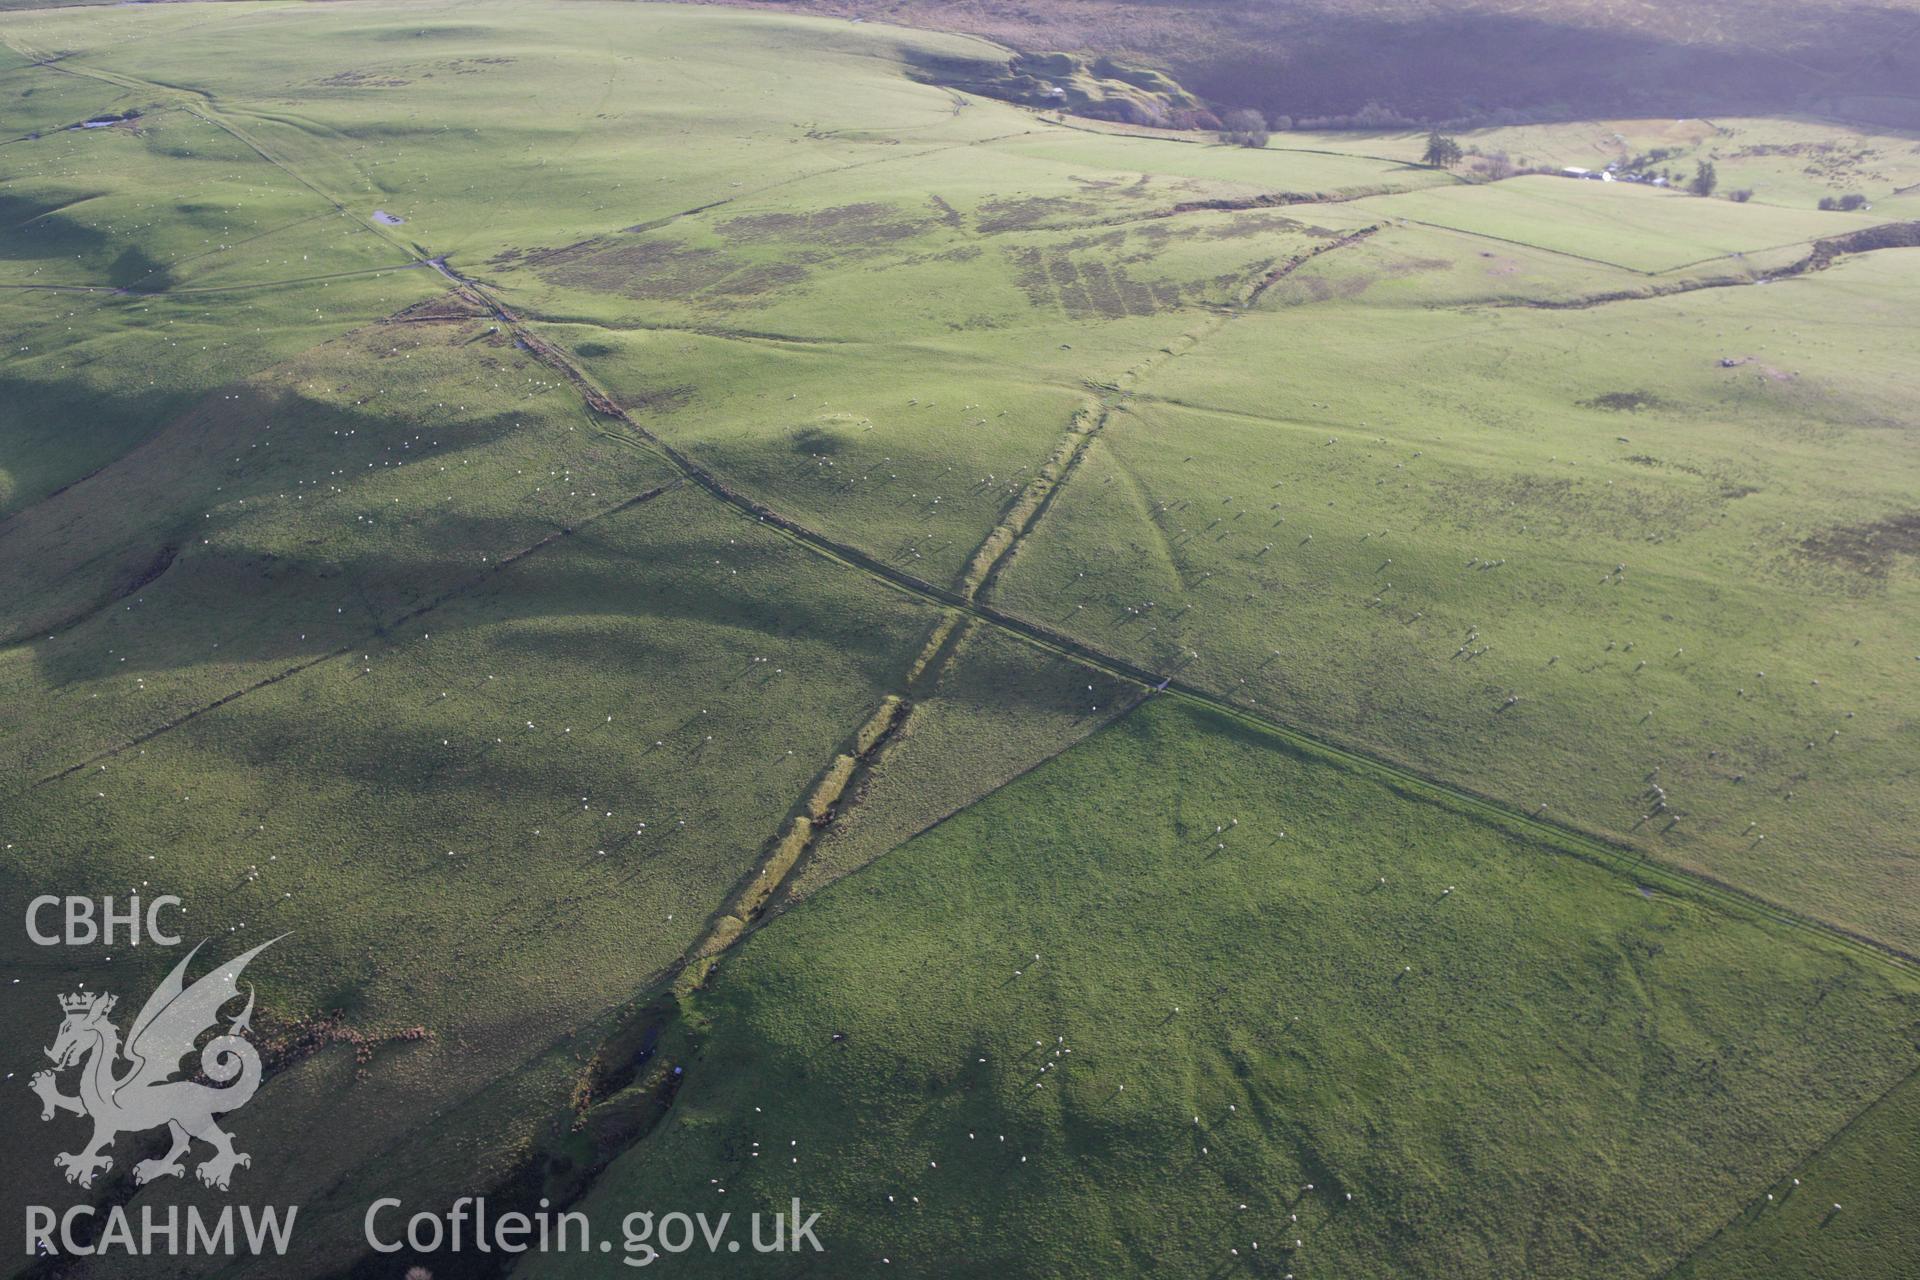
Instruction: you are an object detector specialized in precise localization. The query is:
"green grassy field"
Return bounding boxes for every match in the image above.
[1672,1066,1920,1280]
[1,2,1916,1277]
[536,698,1920,1278]
[1453,117,1920,212]
[991,241,1920,953]
[1339,174,1886,273]
[0,309,955,1267]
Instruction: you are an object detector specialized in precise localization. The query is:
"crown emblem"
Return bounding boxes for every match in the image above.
[34,938,282,1193]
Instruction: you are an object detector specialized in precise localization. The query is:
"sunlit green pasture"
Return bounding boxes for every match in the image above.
[993,243,1920,952]
[1343,174,1888,272]
[537,698,1920,1279]
[1,2,1915,1276]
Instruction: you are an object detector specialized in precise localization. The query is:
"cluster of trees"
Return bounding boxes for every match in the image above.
[1422,131,1463,167]
[1817,193,1869,211]
[1218,108,1270,147]
[1296,101,1419,130]
[1689,160,1717,196]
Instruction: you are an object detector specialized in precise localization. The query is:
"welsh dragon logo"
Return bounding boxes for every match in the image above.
[29,937,281,1191]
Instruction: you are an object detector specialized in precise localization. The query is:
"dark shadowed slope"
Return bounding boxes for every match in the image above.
[710,0,1920,125]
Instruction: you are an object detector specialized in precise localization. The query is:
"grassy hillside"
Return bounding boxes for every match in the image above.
[1671,1066,1920,1280]
[536,698,1920,1278]
[0,3,1915,1277]
[991,231,1920,953]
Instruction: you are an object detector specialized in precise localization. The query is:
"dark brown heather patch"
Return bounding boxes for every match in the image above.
[541,238,746,301]
[520,203,934,307]
[1009,246,1185,319]
[717,202,925,247]
[532,235,814,307]
[1202,211,1309,240]
[317,70,412,88]
[1800,511,1920,576]
[977,195,1102,234]
[1581,389,1677,412]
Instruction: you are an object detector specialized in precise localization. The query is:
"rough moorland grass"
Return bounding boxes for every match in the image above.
[992,247,1920,953]
[0,75,430,508]
[0,11,1126,1259]
[0,472,944,1264]
[1671,1065,1920,1280]
[0,306,627,648]
[2,3,1916,1274]
[534,698,1920,1279]
[0,270,441,512]
[1250,216,1764,308]
[792,620,1138,896]
[0,0,1030,267]
[0,299,945,1266]
[729,0,1920,126]
[520,322,1106,590]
